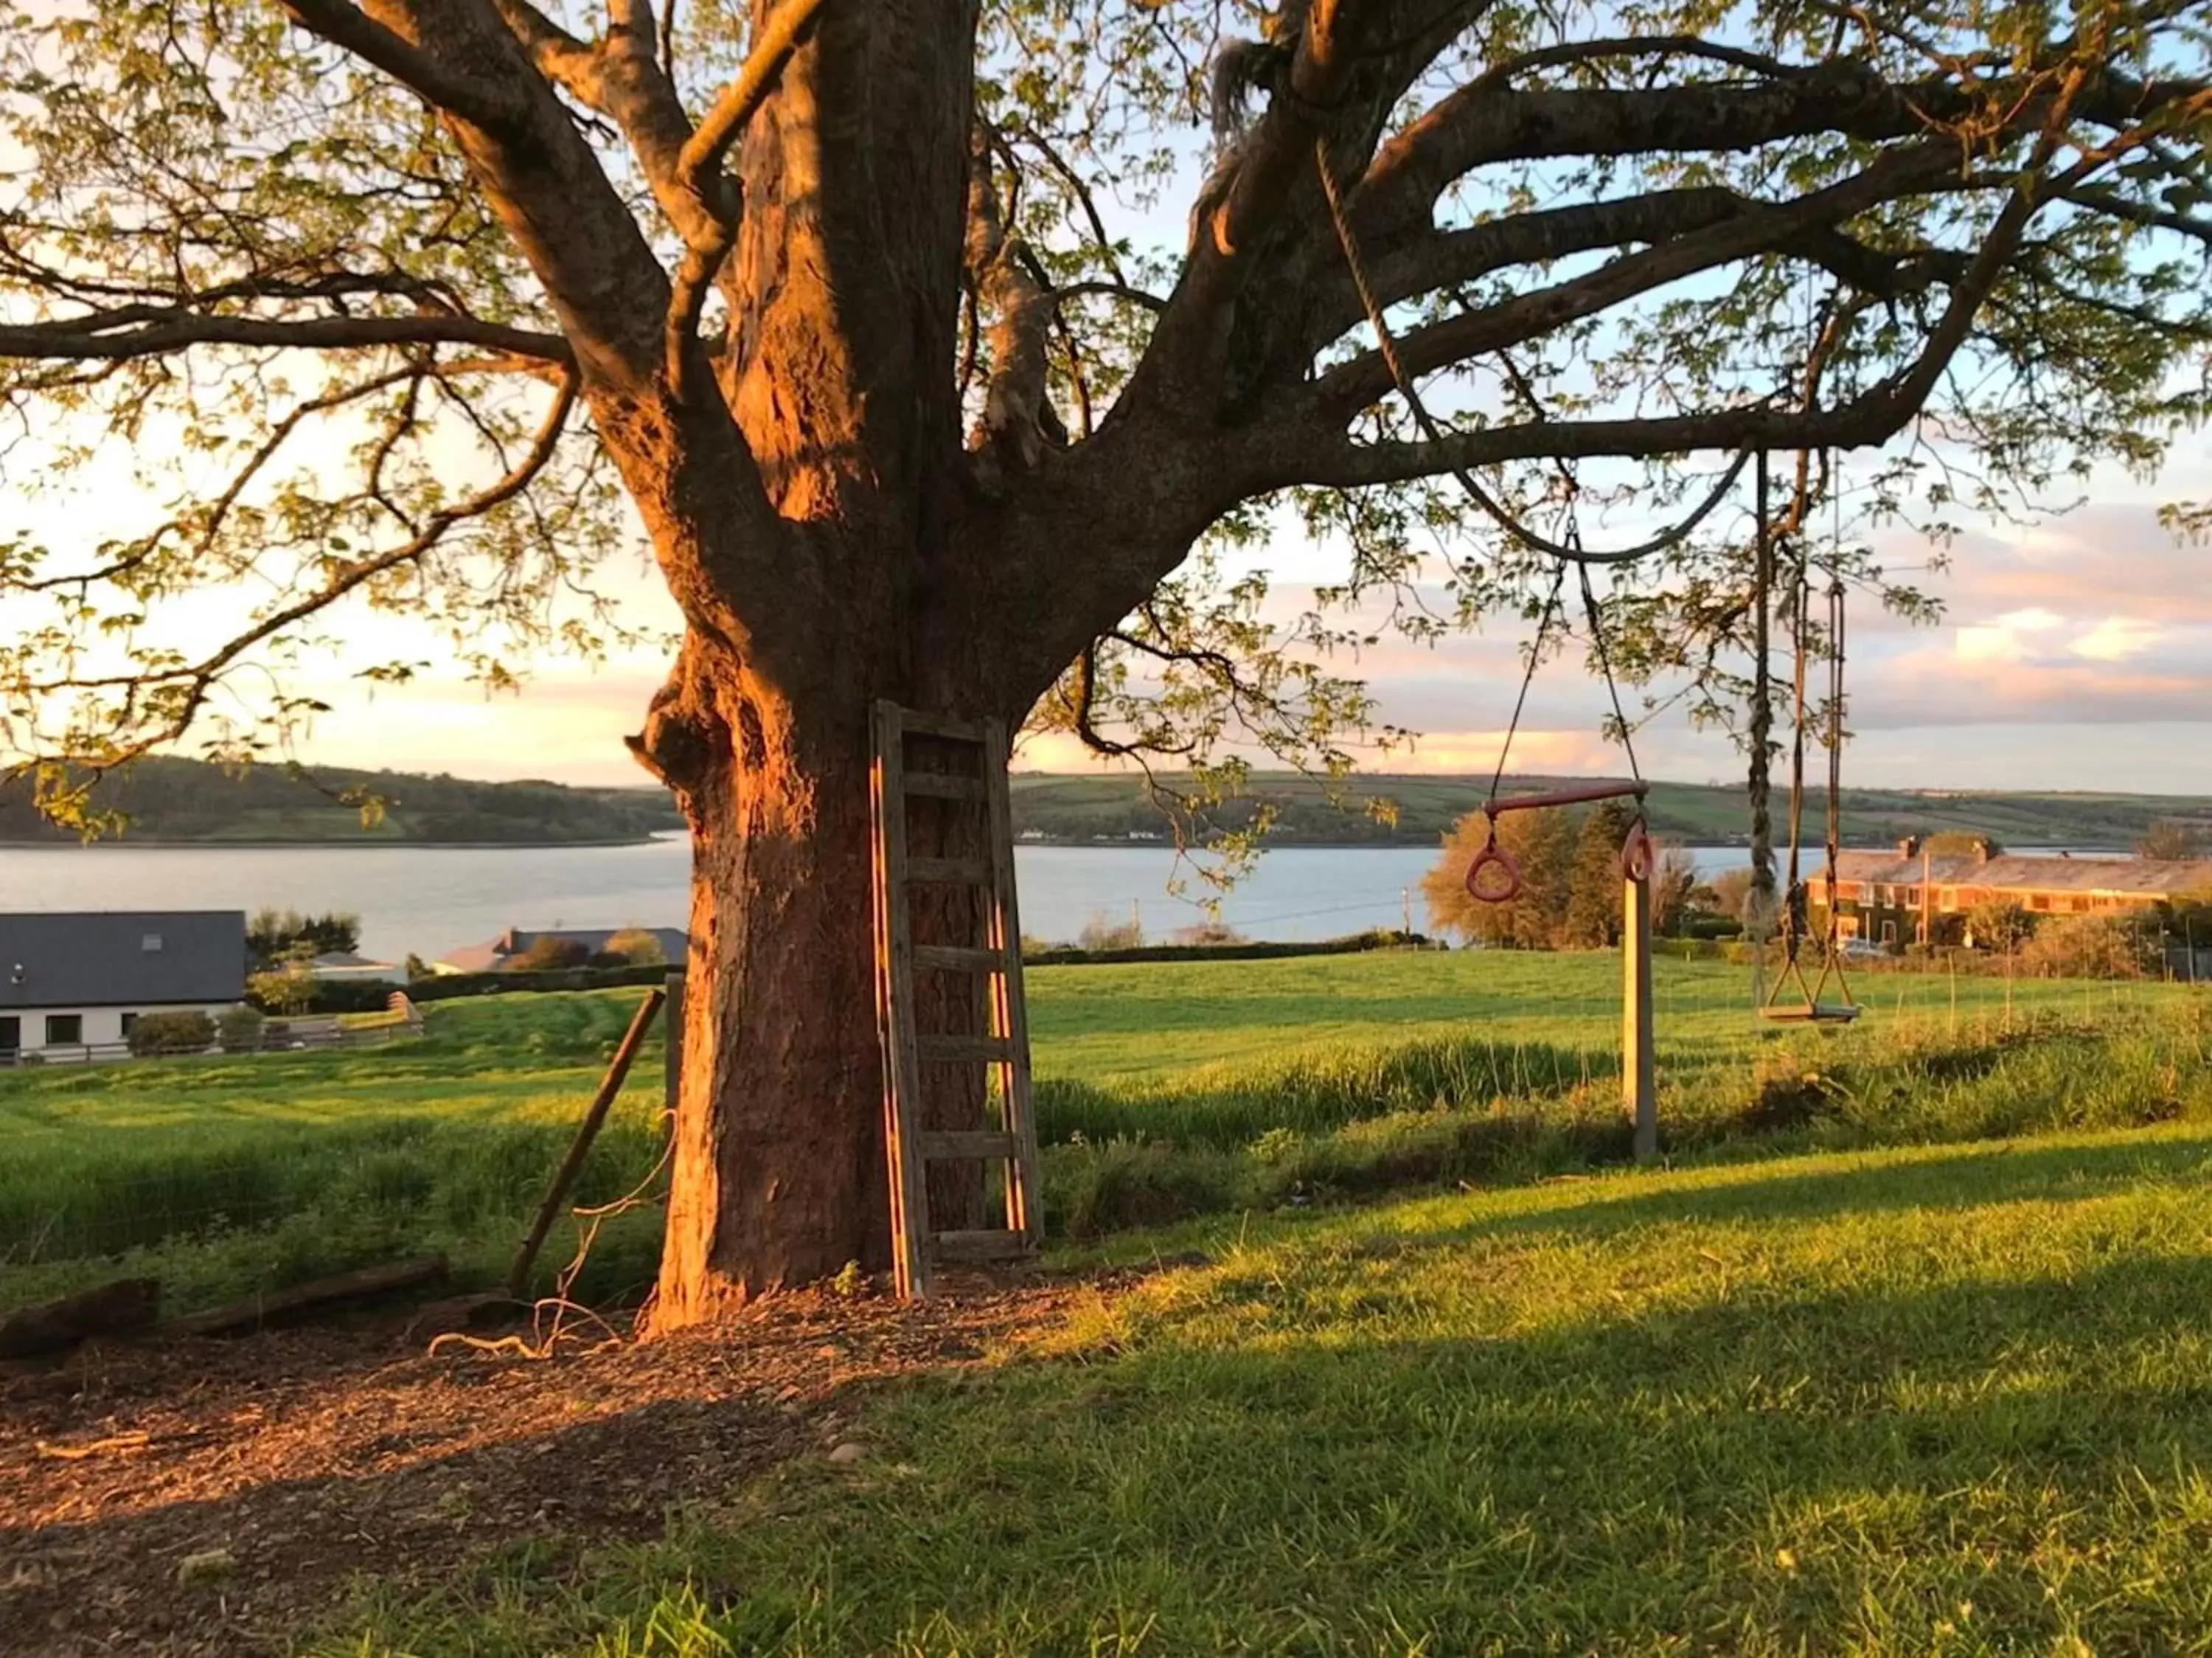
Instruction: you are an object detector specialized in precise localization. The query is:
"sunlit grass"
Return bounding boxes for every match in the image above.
[1,957,2203,1318]
[328,1123,2212,1655]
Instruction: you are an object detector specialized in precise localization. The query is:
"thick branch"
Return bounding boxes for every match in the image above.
[279,0,525,130]
[677,0,832,200]
[1318,143,1954,412]
[1358,63,2208,243]
[0,309,571,364]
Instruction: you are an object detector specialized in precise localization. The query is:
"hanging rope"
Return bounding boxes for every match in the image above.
[1747,450,1776,937]
[1314,140,1753,566]
[1486,560,1568,809]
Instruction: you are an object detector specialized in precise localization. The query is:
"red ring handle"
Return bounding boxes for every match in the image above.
[1620,822,1655,884]
[1464,821,1523,903]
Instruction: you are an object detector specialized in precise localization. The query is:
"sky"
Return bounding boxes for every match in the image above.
[241,443,2212,796]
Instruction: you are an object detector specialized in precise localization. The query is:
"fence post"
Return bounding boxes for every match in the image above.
[1624,871,1657,1163]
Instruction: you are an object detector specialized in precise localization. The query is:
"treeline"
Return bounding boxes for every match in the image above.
[1009,772,2212,850]
[0,756,684,844]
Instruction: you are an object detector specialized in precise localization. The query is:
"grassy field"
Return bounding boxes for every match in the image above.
[1,952,2205,1315]
[330,1123,2212,1654]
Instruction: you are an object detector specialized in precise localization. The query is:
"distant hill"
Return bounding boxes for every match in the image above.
[1006,771,2212,852]
[5,755,2202,852]
[0,757,685,844]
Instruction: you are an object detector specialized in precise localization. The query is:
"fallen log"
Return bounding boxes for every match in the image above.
[0,1277,161,1359]
[162,1255,449,1339]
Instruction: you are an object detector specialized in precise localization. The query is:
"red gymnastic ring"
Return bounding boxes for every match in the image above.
[1464,819,1523,903]
[1619,821,1655,884]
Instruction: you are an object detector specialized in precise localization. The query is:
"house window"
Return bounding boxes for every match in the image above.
[119,1013,137,1038]
[2030,894,2050,911]
[44,1013,82,1045]
[1881,921,1898,945]
[0,1017,17,1053]
[142,933,163,952]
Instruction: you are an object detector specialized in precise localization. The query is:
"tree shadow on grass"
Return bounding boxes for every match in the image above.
[1366,1125,2212,1252]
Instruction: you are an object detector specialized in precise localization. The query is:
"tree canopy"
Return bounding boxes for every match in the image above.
[0,0,2204,805]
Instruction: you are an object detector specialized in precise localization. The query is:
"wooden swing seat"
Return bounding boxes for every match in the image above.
[1759,1002,1860,1026]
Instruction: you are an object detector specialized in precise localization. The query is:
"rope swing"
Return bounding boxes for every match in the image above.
[1750,451,1859,1027]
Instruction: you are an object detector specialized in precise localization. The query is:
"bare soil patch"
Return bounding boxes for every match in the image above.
[1,1270,1125,1657]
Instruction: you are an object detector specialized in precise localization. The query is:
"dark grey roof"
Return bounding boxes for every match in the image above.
[0,911,247,1010]
[435,925,687,974]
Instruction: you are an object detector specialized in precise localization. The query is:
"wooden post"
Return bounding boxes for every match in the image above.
[507,987,664,1300]
[662,968,686,1137]
[1624,871,1657,1163]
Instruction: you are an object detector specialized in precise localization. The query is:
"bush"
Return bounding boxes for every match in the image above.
[507,936,594,971]
[128,1010,216,1057]
[602,928,669,966]
[2017,915,2161,979]
[217,1005,267,1053]
[1076,910,1144,951]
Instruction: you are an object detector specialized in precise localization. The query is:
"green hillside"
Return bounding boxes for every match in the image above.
[0,755,685,844]
[1009,770,2212,849]
[4,753,2202,849]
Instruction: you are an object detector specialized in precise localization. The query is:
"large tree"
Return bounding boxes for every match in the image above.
[1,0,2205,1322]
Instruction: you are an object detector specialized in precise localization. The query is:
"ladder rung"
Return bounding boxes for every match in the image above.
[903,772,990,802]
[907,856,994,885]
[918,1130,1020,1161]
[914,945,1002,975]
[917,1033,1013,1064]
[898,712,989,743]
[931,1229,1031,1263]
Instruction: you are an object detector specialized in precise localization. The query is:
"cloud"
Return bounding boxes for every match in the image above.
[1955,608,2062,662]
[2067,617,2163,663]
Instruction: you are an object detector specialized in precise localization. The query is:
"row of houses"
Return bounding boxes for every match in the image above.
[1812,839,2212,948]
[0,913,686,1062]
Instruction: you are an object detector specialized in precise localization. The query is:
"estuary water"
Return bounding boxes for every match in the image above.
[0,837,1759,963]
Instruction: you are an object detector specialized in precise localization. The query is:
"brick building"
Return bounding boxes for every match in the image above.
[1811,839,2212,949]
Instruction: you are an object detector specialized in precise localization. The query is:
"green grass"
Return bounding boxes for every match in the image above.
[1,953,2204,1317]
[327,1123,2212,1654]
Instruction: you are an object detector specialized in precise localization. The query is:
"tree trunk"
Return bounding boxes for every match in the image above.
[650,691,891,1326]
[642,630,1007,1326]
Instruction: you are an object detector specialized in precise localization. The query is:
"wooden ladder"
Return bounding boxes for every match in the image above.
[869,701,1043,1299]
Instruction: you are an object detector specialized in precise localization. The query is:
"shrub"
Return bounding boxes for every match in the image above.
[1076,910,1144,951]
[217,1006,267,1054]
[507,936,594,971]
[602,928,669,966]
[1964,898,2035,953]
[128,1010,216,1057]
[2017,914,2161,979]
[247,962,317,1015]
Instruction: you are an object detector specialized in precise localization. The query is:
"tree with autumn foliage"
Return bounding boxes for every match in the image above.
[1,1,2207,1322]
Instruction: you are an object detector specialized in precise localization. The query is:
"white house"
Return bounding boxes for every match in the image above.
[0,911,248,1061]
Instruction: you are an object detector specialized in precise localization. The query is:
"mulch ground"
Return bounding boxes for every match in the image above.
[1,1269,1133,1657]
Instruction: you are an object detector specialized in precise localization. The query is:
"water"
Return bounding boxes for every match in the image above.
[0,838,1764,962]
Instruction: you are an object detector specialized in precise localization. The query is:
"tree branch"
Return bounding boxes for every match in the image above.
[0,308,572,364]
[675,0,832,201]
[277,0,525,131]
[1318,142,1955,412]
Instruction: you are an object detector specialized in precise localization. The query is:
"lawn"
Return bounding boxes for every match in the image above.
[328,1122,2212,1654]
[0,951,2202,1316]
